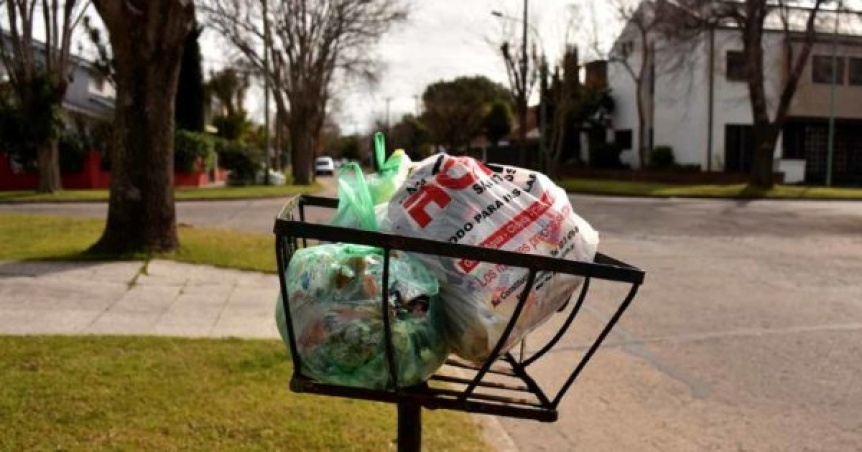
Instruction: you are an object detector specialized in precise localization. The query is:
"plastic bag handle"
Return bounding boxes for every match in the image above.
[374,132,387,172]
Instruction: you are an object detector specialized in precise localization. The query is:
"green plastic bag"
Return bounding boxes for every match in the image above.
[330,132,411,231]
[329,162,377,231]
[367,132,411,204]
[275,244,449,390]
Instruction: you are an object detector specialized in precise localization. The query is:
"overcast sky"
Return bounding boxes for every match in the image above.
[199,0,619,135]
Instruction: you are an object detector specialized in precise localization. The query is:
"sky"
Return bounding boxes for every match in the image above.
[199,0,620,135]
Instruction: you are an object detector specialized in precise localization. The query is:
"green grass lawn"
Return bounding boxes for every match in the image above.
[0,183,321,203]
[0,336,486,451]
[0,213,277,273]
[557,179,862,199]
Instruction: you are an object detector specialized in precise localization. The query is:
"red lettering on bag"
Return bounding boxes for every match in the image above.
[458,193,554,273]
[403,183,451,228]
[437,157,493,190]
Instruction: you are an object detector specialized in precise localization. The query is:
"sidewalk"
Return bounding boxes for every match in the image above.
[0,259,279,338]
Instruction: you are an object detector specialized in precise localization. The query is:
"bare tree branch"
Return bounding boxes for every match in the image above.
[202,0,407,184]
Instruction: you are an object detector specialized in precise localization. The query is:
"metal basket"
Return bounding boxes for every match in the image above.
[274,195,645,451]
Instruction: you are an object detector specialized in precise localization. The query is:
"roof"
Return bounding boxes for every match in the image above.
[613,1,862,51]
[0,29,99,71]
[64,94,114,120]
[736,6,862,36]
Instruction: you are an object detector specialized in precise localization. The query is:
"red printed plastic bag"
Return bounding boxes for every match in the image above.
[379,154,599,361]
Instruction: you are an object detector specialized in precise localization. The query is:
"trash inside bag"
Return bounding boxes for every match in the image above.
[275,243,449,389]
[330,132,411,231]
[379,154,599,362]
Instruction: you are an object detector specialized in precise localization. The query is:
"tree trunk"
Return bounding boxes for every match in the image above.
[749,123,779,189]
[635,83,647,169]
[36,139,62,193]
[90,0,194,254]
[289,116,315,185]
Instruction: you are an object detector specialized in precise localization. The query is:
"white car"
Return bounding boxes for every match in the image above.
[315,156,336,175]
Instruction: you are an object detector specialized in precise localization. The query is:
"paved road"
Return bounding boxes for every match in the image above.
[2,187,862,450]
[2,183,860,238]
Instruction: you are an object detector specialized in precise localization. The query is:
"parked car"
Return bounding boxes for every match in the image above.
[315,156,336,175]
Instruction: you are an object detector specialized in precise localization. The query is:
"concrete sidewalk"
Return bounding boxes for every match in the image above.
[0,259,280,338]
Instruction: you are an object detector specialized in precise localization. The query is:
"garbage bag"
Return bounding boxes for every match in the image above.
[330,132,411,231]
[379,154,599,362]
[366,132,411,205]
[330,162,377,231]
[275,243,449,389]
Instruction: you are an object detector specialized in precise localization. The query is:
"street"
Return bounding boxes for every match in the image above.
[2,188,861,450]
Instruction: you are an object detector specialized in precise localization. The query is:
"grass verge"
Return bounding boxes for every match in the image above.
[0,336,486,451]
[557,179,862,199]
[0,213,276,273]
[0,183,320,203]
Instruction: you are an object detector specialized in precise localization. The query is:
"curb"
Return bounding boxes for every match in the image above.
[564,189,862,202]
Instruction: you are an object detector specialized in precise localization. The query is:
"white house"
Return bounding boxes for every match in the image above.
[608,3,862,185]
[0,31,115,135]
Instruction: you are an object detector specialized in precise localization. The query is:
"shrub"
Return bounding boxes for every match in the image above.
[174,130,214,173]
[214,139,264,185]
[59,132,88,174]
[589,142,625,169]
[649,145,676,169]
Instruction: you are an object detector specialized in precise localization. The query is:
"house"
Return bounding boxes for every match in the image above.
[607,3,862,185]
[1,32,227,189]
[0,31,116,136]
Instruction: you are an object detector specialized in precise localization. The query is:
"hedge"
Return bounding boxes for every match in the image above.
[174,130,215,173]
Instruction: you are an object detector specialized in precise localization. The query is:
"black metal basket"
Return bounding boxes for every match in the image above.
[273,195,645,450]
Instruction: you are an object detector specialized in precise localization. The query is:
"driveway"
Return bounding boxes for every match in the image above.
[1,188,861,450]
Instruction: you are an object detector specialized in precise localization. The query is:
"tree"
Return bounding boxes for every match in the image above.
[0,0,88,193]
[666,0,832,187]
[175,25,205,132]
[203,0,408,185]
[421,75,512,152]
[483,99,513,147]
[494,11,542,168]
[538,45,615,175]
[205,67,249,117]
[89,0,195,254]
[338,134,362,161]
[388,114,430,158]
[606,0,672,169]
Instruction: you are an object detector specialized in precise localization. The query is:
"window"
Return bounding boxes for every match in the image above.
[849,58,862,86]
[726,51,746,82]
[91,76,105,92]
[725,125,755,172]
[812,55,845,85]
[615,130,633,150]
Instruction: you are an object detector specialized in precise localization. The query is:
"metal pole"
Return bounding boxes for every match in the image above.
[397,401,421,452]
[706,26,715,172]
[538,58,547,172]
[520,0,528,167]
[263,0,271,185]
[826,11,839,186]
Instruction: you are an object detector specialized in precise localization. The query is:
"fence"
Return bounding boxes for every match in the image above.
[0,152,227,191]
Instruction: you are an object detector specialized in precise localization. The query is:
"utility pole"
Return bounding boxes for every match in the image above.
[519,0,529,168]
[826,10,839,187]
[263,0,271,185]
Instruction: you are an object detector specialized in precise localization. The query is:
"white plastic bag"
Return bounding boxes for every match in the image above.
[380,154,599,361]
